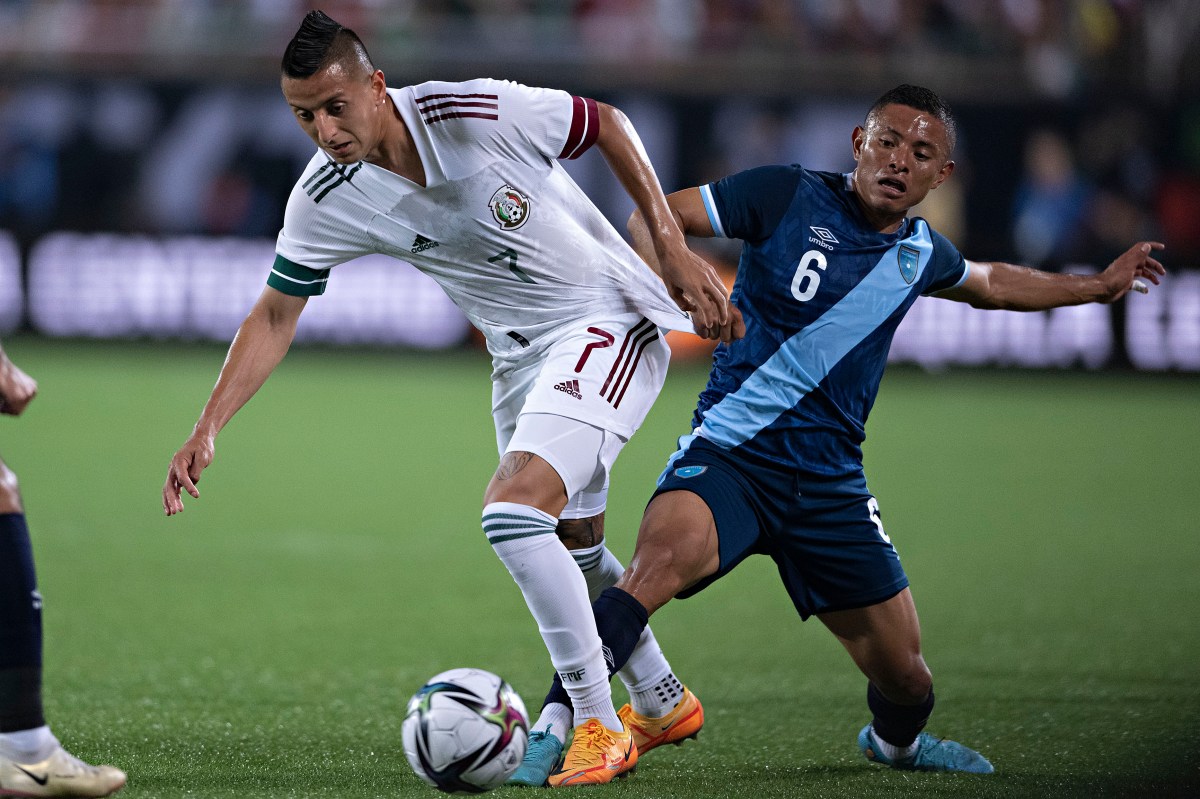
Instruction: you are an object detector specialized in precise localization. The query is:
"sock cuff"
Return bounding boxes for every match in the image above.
[482,502,558,546]
[867,682,935,747]
[570,542,606,571]
[0,513,28,533]
[597,586,648,627]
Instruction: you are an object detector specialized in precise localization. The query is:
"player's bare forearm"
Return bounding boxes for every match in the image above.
[628,188,709,274]
[629,189,744,342]
[194,298,302,437]
[595,105,730,334]
[595,103,685,259]
[0,342,38,416]
[940,242,1165,311]
[163,288,306,515]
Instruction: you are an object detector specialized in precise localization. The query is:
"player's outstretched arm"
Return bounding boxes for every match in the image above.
[628,187,745,343]
[0,341,37,416]
[593,102,734,340]
[163,287,308,516]
[937,242,1166,311]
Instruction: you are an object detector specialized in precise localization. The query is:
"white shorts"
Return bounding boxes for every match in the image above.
[493,313,671,518]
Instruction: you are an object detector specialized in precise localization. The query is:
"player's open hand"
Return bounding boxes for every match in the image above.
[1098,241,1166,303]
[0,356,37,416]
[658,246,741,342]
[163,434,214,516]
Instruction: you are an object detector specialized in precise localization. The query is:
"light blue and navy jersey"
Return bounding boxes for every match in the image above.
[693,166,968,476]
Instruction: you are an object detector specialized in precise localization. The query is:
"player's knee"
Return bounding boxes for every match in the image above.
[0,461,23,513]
[877,659,932,704]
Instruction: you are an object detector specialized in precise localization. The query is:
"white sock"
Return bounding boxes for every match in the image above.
[484,503,619,731]
[629,672,685,718]
[570,542,674,702]
[0,725,57,762]
[530,702,572,745]
[870,727,920,760]
[573,681,623,731]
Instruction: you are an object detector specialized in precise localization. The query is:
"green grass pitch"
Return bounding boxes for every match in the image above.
[2,336,1197,798]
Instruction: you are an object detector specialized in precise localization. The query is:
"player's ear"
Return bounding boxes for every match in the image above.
[371,69,387,103]
[851,125,866,161]
[930,159,955,190]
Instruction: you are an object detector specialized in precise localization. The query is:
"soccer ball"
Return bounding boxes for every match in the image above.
[402,668,529,793]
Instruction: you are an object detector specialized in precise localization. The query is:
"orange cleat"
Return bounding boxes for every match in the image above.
[617,686,704,755]
[546,719,638,787]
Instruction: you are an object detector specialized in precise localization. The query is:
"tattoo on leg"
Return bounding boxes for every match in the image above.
[495,452,534,481]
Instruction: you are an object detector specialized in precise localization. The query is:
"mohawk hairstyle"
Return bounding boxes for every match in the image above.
[867,84,957,153]
[281,10,373,79]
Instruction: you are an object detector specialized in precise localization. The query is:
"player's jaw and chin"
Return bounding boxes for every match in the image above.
[323,141,360,163]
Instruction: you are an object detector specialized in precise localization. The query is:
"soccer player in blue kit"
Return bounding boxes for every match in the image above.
[522,84,1166,781]
[0,342,127,798]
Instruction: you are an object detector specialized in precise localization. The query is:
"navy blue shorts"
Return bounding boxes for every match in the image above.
[651,436,908,620]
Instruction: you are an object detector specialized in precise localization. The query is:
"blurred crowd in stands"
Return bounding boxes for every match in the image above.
[0,0,1197,272]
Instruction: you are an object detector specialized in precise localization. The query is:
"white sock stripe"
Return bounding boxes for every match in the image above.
[482,503,559,545]
[571,547,606,571]
[483,514,556,529]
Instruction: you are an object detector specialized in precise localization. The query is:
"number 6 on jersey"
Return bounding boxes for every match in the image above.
[791,250,828,302]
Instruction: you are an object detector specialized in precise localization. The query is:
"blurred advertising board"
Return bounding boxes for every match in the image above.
[8,231,1199,371]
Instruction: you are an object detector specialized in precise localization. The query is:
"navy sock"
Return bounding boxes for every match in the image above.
[0,513,44,731]
[867,682,934,748]
[542,587,650,711]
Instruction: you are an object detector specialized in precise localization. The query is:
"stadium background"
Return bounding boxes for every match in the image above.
[1,2,1197,798]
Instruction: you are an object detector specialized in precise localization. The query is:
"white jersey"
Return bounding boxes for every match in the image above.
[271,78,691,369]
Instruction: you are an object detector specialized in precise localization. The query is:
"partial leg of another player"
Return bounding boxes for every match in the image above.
[0,457,126,798]
[568,533,702,756]
[567,501,706,755]
[819,590,994,774]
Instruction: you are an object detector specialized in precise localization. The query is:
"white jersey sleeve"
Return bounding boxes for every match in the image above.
[270,154,378,296]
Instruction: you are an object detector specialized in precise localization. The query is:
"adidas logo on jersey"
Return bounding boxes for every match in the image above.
[411,235,440,254]
[554,379,582,399]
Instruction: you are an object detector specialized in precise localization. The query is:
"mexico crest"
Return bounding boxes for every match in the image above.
[897,245,919,285]
[489,185,531,230]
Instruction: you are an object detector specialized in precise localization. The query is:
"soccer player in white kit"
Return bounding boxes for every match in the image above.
[161,10,737,787]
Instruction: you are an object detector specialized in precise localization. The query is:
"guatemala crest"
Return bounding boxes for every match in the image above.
[897,245,920,285]
[489,184,531,230]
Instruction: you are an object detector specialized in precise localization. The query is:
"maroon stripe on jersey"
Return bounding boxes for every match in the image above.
[422,111,500,125]
[419,99,499,114]
[600,319,657,407]
[415,92,499,105]
[559,96,599,160]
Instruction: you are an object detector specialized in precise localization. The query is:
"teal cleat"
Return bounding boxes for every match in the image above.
[507,729,565,787]
[858,724,994,774]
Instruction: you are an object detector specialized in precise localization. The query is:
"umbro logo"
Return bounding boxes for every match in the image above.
[410,235,440,254]
[810,226,839,243]
[553,379,582,400]
[806,224,835,249]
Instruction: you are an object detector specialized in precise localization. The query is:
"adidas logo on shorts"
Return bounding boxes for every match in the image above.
[554,379,582,399]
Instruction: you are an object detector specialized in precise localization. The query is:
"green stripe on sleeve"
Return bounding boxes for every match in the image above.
[268,255,330,296]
